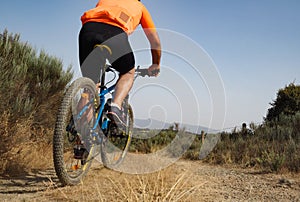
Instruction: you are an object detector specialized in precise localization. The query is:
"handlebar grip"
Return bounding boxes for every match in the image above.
[136,68,149,77]
[136,67,160,77]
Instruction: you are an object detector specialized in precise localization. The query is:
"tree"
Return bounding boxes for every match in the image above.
[265,83,300,122]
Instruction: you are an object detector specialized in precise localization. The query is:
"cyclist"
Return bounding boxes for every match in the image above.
[79,0,161,126]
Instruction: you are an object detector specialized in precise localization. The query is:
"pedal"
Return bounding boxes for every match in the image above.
[73,145,88,160]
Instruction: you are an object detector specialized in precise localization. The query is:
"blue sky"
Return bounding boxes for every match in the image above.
[1,0,300,130]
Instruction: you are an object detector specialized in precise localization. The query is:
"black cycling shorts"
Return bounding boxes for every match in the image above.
[79,22,135,75]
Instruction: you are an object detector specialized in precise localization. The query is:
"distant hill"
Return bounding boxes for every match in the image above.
[134,118,215,134]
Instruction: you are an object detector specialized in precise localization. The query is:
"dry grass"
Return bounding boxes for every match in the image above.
[0,111,53,176]
[1,141,53,176]
[41,165,203,201]
[104,172,200,201]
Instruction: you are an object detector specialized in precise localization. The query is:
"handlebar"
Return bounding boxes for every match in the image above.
[105,65,159,77]
[135,68,149,77]
[135,66,160,77]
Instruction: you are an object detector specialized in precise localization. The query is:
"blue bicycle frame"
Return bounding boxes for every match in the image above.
[73,65,149,143]
[96,84,116,131]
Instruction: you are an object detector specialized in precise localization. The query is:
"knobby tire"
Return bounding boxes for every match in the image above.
[53,77,98,186]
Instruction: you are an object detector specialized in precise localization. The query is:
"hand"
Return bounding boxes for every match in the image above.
[148,64,160,77]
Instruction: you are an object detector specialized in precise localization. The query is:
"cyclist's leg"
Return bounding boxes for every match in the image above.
[112,68,135,109]
[107,44,135,125]
[79,22,134,123]
[108,30,135,109]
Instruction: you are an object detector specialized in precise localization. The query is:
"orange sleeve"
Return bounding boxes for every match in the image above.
[140,6,156,31]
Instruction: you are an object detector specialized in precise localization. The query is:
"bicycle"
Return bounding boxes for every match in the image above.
[53,46,152,186]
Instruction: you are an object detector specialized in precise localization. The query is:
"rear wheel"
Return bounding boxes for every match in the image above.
[101,104,133,168]
[53,77,99,186]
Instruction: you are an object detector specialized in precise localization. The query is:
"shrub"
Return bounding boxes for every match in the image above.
[0,29,73,174]
[204,112,300,173]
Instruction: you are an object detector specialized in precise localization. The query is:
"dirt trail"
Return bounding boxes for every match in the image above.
[1,160,300,201]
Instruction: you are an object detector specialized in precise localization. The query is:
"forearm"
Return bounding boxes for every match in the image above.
[151,48,161,65]
[148,32,161,65]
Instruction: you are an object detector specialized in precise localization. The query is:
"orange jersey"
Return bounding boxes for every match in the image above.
[81,0,156,34]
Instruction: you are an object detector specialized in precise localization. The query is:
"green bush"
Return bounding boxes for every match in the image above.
[129,129,199,159]
[204,112,300,173]
[0,29,73,173]
[0,29,73,127]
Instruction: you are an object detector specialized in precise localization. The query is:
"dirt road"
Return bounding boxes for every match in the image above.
[1,160,300,201]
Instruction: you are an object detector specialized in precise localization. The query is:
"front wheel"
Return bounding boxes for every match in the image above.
[53,77,99,186]
[101,104,133,168]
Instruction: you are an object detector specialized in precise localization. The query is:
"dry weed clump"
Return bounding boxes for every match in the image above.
[0,113,53,176]
[43,167,202,201]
